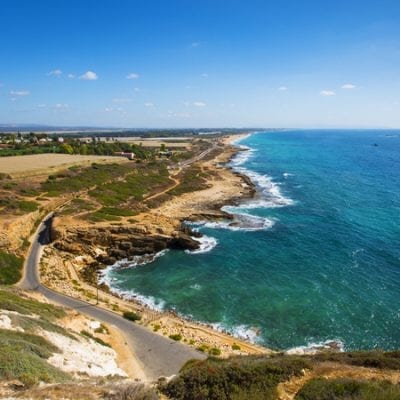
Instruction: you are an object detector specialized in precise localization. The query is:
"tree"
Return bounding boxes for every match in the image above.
[60,143,74,155]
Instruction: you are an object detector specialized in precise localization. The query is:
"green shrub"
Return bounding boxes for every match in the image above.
[169,334,183,342]
[196,344,209,353]
[232,343,241,351]
[122,311,141,322]
[161,354,311,400]
[209,347,222,356]
[295,377,400,400]
[0,251,24,285]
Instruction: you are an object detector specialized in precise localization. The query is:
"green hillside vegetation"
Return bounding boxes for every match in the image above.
[0,329,70,386]
[295,378,400,400]
[0,289,72,385]
[0,250,24,285]
[161,355,312,400]
[160,351,400,400]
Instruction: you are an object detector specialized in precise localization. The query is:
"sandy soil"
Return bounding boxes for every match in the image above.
[0,153,127,177]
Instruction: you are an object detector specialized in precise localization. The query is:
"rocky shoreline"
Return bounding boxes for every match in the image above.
[51,140,256,285]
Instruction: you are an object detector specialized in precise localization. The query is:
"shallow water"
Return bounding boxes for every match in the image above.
[101,130,400,351]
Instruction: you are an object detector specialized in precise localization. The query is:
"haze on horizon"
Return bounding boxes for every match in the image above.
[1,0,400,129]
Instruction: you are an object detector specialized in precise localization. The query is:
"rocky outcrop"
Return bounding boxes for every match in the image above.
[53,224,200,266]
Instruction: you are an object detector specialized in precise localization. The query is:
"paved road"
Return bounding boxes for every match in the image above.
[19,214,205,381]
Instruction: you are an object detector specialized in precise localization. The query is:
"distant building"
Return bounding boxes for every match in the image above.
[114,152,135,160]
[57,137,64,143]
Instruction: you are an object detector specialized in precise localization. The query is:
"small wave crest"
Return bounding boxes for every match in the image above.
[109,287,166,312]
[211,322,262,344]
[285,339,345,355]
[191,213,275,232]
[185,234,218,254]
[98,250,168,287]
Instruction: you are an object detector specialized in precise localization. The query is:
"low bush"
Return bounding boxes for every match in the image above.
[209,347,222,356]
[122,311,141,322]
[169,334,183,342]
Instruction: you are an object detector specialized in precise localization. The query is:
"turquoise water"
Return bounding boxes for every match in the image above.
[102,130,400,351]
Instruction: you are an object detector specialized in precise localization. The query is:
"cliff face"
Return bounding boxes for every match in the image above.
[52,223,200,266]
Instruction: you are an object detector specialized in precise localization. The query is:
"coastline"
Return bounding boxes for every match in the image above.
[41,133,272,357]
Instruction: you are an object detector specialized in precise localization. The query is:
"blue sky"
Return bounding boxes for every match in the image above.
[1,0,400,128]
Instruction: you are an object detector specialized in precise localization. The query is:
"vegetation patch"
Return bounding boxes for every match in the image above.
[169,334,183,342]
[310,350,400,370]
[0,251,24,285]
[122,311,141,322]
[295,377,400,400]
[0,329,70,386]
[80,330,111,348]
[0,288,65,320]
[168,166,210,196]
[0,198,39,215]
[161,354,311,400]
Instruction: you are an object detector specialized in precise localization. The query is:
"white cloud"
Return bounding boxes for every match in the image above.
[126,73,139,80]
[278,86,288,91]
[112,98,132,103]
[105,107,126,113]
[193,101,206,107]
[341,83,356,89]
[144,102,154,107]
[320,90,336,96]
[10,90,30,96]
[47,69,62,77]
[37,103,47,108]
[79,71,98,80]
[54,103,69,109]
[67,73,75,79]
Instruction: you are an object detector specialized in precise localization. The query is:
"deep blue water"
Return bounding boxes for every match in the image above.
[102,130,400,351]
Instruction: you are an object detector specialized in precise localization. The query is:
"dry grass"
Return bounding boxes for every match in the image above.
[0,154,127,178]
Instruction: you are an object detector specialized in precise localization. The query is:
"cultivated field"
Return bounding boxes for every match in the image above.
[0,154,128,178]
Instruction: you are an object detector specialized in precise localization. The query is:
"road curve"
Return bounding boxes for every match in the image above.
[19,214,205,381]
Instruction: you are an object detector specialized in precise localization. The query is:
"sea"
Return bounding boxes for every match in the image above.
[100,130,400,352]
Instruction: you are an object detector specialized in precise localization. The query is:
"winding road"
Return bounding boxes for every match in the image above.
[18,214,205,381]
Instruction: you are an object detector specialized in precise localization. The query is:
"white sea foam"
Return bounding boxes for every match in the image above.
[185,234,218,254]
[285,339,345,355]
[283,172,294,178]
[189,283,202,290]
[99,250,168,289]
[113,288,166,312]
[191,213,275,232]
[229,134,295,209]
[210,322,262,344]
